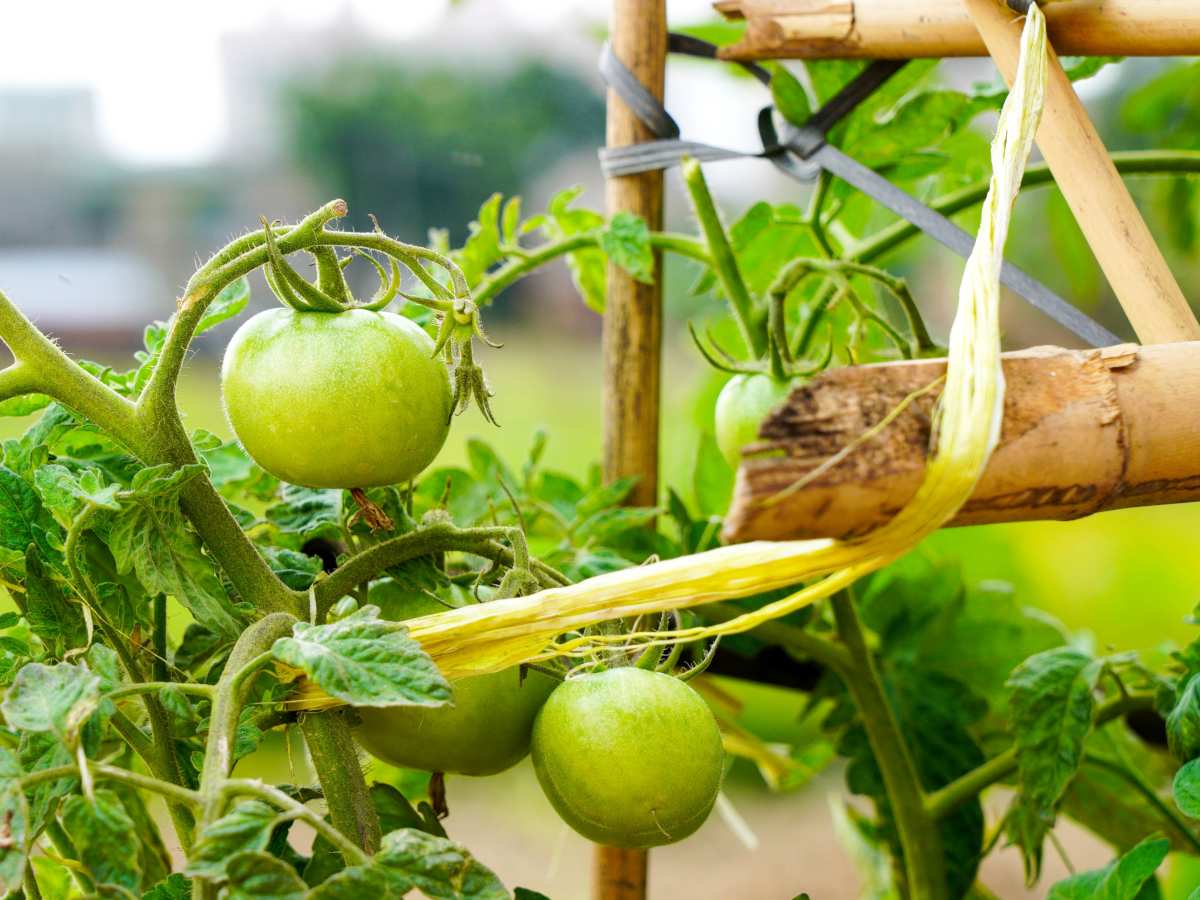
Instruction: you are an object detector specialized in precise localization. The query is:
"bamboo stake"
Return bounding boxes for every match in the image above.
[723,342,1200,542]
[598,0,665,896]
[963,0,1200,345]
[715,0,1200,59]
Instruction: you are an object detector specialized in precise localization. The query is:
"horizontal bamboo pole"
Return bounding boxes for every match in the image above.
[714,0,1200,59]
[724,342,1200,542]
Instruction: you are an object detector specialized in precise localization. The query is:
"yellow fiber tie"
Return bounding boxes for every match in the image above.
[407,6,1050,680]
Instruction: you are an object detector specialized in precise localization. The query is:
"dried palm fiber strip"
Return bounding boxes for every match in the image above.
[405,6,1049,680]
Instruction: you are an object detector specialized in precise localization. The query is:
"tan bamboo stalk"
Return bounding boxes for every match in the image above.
[963,0,1200,344]
[597,0,666,896]
[723,342,1200,541]
[714,0,1200,59]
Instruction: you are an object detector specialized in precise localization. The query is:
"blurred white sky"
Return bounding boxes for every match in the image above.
[0,0,716,166]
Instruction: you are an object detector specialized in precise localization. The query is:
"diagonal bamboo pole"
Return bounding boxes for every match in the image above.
[598,0,666,897]
[963,0,1200,344]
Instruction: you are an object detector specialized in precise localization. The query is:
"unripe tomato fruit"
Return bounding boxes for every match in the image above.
[221,308,451,489]
[353,582,556,776]
[713,373,795,469]
[355,668,557,776]
[530,667,724,848]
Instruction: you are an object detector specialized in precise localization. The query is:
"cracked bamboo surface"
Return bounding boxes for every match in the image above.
[724,342,1200,541]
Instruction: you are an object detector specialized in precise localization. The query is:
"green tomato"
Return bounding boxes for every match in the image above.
[221,308,451,489]
[355,668,557,776]
[531,667,724,848]
[713,373,796,469]
[353,580,556,776]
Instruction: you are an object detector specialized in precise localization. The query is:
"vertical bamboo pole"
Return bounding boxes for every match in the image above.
[597,0,666,898]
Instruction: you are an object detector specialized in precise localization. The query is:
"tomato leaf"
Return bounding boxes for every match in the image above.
[108,464,246,640]
[262,547,324,591]
[0,393,50,418]
[62,790,141,893]
[1174,758,1200,818]
[1045,833,1168,900]
[454,193,505,288]
[311,829,508,900]
[185,800,280,880]
[600,212,654,285]
[2,662,100,745]
[196,275,251,337]
[224,851,308,899]
[539,186,606,313]
[693,433,733,518]
[21,548,87,659]
[1167,673,1200,762]
[270,606,451,708]
[265,484,342,540]
[0,748,28,896]
[142,872,194,899]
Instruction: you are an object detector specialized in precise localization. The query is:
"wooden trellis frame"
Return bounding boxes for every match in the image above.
[600,0,1198,896]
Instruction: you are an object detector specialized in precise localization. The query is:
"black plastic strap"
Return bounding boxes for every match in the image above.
[788,60,905,157]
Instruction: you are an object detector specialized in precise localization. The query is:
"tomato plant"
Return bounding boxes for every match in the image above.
[0,42,1192,900]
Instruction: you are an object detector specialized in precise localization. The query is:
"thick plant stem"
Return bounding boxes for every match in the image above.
[681,158,766,359]
[300,711,382,857]
[197,614,296,826]
[832,591,947,900]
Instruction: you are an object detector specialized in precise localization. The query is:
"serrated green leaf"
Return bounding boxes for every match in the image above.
[600,212,654,285]
[2,661,100,744]
[33,464,121,522]
[0,748,28,896]
[142,871,192,899]
[196,275,250,337]
[454,193,504,288]
[1008,647,1102,810]
[574,507,659,545]
[108,470,244,639]
[21,547,87,657]
[271,606,450,708]
[312,828,507,900]
[501,196,522,246]
[265,484,342,538]
[185,800,279,880]
[1046,834,1168,900]
[0,393,50,418]
[0,466,45,553]
[539,186,606,313]
[1167,674,1200,761]
[262,547,324,591]
[224,851,307,899]
[1174,758,1200,818]
[62,789,141,892]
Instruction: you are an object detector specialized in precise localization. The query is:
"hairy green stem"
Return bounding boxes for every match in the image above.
[832,591,947,900]
[20,763,202,808]
[313,523,548,615]
[197,613,296,828]
[925,693,1155,819]
[471,231,708,308]
[851,150,1200,266]
[681,158,766,358]
[300,711,382,857]
[222,777,370,866]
